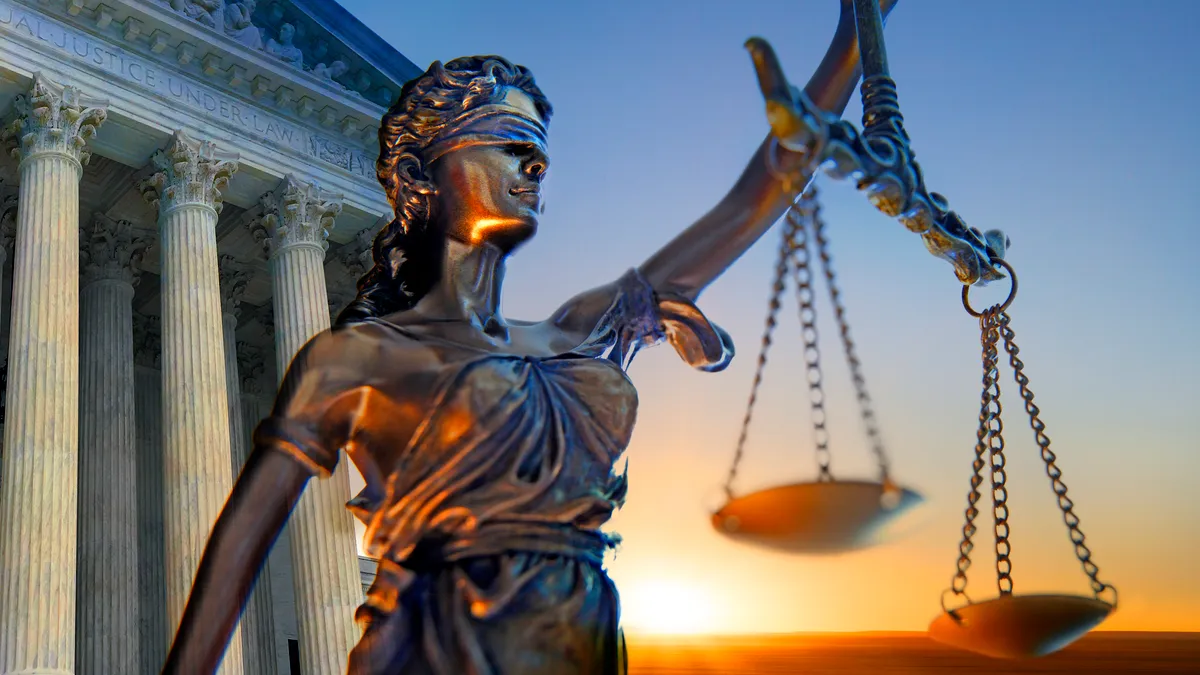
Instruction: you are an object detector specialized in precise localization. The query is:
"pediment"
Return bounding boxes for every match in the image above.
[162,0,423,108]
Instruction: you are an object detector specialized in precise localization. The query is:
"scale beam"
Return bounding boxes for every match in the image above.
[852,0,890,78]
[750,8,1010,286]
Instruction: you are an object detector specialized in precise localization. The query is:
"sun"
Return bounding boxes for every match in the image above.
[621,578,719,636]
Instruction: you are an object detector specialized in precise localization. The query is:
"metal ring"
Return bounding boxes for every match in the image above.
[765,137,793,187]
[1097,584,1119,609]
[940,588,972,622]
[961,258,1017,317]
[765,137,813,196]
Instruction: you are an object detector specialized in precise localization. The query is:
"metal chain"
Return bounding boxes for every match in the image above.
[723,212,799,499]
[987,310,1014,596]
[808,192,892,483]
[947,306,1003,603]
[997,311,1115,602]
[789,198,834,481]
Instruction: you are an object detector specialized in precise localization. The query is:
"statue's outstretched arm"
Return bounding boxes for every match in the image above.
[161,447,311,674]
[638,0,896,300]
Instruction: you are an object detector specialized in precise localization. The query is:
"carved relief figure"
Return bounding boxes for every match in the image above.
[162,1,896,673]
[312,60,349,82]
[223,0,262,50]
[173,0,224,32]
[265,23,304,69]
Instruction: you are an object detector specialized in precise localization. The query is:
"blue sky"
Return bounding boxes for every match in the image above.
[336,0,1200,632]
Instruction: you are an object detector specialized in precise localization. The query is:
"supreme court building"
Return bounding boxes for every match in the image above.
[0,1,420,673]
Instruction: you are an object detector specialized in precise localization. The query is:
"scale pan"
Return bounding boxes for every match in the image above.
[928,594,1114,659]
[711,480,922,554]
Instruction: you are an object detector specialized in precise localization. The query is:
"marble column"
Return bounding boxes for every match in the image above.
[0,187,15,320]
[255,175,361,674]
[219,258,278,675]
[76,214,151,674]
[238,353,290,675]
[0,74,107,675]
[0,190,15,480]
[139,131,244,674]
[132,314,167,675]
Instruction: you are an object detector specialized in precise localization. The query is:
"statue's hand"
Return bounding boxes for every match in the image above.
[744,37,825,157]
[745,0,899,154]
[841,0,900,16]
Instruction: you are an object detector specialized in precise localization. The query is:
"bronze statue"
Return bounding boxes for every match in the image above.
[163,1,896,672]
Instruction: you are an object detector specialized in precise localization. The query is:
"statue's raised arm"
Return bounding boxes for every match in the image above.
[634,0,898,302]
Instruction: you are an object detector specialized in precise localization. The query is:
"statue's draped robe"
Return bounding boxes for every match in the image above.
[258,270,732,675]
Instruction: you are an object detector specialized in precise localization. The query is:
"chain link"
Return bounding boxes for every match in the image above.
[948,306,1004,602]
[997,311,1115,602]
[789,198,834,481]
[723,211,799,499]
[808,191,892,483]
[986,311,1014,596]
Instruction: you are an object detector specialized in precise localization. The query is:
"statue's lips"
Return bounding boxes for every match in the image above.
[510,188,541,207]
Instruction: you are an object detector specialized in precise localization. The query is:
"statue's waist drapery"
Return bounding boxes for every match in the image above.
[396,519,618,574]
[360,519,619,624]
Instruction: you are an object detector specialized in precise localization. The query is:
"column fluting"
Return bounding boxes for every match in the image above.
[133,315,167,675]
[219,257,279,675]
[76,214,151,674]
[139,131,244,675]
[254,175,360,674]
[0,74,107,675]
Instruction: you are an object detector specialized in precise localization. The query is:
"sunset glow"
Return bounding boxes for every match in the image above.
[620,579,721,636]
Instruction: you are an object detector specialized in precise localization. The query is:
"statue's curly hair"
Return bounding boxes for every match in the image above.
[335,56,552,327]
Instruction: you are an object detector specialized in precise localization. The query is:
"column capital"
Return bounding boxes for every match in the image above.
[337,225,376,280]
[80,213,153,288]
[132,312,162,369]
[219,255,254,317]
[138,131,239,216]
[254,175,342,258]
[2,74,108,169]
[236,342,267,396]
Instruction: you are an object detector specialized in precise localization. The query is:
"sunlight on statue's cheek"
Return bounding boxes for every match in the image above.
[434,147,535,247]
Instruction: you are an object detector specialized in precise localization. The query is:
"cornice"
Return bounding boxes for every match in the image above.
[15,0,391,147]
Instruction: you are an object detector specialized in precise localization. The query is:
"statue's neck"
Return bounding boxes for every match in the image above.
[413,238,509,339]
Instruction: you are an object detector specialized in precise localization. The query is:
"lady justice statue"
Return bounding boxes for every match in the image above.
[164,1,896,672]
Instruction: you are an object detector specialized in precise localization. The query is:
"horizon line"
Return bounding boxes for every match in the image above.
[624,629,1200,640]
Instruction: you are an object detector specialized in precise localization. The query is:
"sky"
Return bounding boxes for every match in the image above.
[335,0,1200,635]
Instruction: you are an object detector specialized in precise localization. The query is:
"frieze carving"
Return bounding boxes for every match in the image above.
[80,212,153,286]
[139,131,239,214]
[264,22,303,69]
[171,0,223,31]
[2,74,107,167]
[312,60,346,82]
[223,0,262,49]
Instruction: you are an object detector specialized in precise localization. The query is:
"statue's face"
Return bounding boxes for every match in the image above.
[281,24,295,42]
[429,140,548,253]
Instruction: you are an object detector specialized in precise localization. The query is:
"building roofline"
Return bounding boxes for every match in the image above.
[290,0,424,89]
